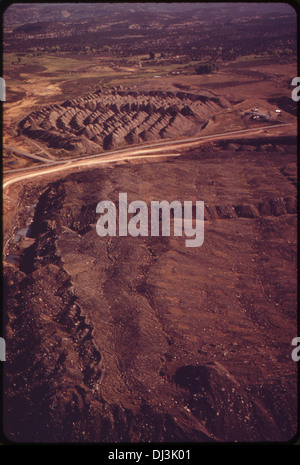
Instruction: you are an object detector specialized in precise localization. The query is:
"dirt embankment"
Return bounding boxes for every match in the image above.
[3,140,297,442]
[18,88,229,155]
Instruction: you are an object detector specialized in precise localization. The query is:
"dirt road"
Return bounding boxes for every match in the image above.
[3,122,295,191]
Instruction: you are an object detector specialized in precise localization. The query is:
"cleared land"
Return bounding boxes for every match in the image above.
[3,52,297,168]
[3,137,297,442]
[2,3,298,443]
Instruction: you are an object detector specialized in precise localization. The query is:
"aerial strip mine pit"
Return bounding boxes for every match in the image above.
[2,1,298,445]
[3,138,297,443]
[19,89,229,154]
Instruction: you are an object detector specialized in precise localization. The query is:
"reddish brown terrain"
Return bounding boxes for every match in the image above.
[2,2,298,445]
[3,136,297,442]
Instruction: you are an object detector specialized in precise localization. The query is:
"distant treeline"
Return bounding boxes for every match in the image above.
[195,63,219,74]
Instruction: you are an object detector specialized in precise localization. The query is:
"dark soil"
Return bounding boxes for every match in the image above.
[3,139,297,443]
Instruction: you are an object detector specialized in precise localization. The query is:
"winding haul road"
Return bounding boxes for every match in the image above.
[3,122,294,191]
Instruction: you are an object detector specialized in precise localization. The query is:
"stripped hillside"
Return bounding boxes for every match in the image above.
[19,88,229,154]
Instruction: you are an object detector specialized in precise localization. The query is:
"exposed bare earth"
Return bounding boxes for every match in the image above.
[3,2,298,445]
[3,136,297,442]
[19,88,229,155]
